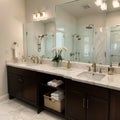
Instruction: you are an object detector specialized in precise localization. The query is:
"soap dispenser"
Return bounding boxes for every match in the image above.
[67,60,71,69]
[108,64,114,75]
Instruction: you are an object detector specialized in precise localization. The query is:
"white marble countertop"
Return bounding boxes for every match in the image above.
[6,62,120,91]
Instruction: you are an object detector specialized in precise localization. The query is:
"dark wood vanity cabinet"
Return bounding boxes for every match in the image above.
[7,66,120,119]
[110,90,120,120]
[65,80,109,120]
[86,95,109,120]
[66,90,86,120]
[7,66,38,106]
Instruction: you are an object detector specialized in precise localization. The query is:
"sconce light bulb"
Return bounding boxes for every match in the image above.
[42,12,46,17]
[100,27,103,32]
[113,0,120,8]
[33,13,37,20]
[37,13,40,19]
[95,0,103,6]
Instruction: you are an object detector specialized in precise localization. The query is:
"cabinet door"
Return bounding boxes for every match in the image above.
[66,90,86,120]
[110,90,120,120]
[87,96,108,120]
[22,71,38,106]
[8,74,23,98]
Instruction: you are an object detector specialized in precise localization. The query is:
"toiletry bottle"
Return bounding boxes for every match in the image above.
[67,60,71,69]
[108,64,114,75]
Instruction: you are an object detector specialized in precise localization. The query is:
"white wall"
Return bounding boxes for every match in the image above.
[0,0,25,97]
[78,14,106,27]
[106,11,120,26]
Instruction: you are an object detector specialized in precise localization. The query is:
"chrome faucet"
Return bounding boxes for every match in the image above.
[31,56,39,64]
[35,56,39,64]
[31,56,35,63]
[92,63,96,72]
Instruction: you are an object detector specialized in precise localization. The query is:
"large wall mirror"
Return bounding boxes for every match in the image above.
[24,0,120,65]
[56,0,120,65]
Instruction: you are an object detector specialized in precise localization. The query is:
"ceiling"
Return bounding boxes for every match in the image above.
[59,0,120,18]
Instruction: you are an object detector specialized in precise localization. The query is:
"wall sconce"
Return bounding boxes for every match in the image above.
[32,11,47,21]
[113,0,120,8]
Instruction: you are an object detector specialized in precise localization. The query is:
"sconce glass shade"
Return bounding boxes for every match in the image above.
[113,0,120,8]
[101,2,107,10]
[33,13,37,20]
[95,0,103,6]
[32,12,47,21]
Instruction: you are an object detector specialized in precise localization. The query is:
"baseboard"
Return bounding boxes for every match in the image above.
[0,94,8,103]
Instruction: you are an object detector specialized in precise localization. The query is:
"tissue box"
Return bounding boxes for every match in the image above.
[44,94,64,112]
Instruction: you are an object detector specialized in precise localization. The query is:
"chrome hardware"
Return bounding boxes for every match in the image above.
[87,99,89,109]
[92,63,96,72]
[83,98,86,108]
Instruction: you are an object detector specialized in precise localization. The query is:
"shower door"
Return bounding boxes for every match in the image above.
[110,26,120,64]
[77,26,94,63]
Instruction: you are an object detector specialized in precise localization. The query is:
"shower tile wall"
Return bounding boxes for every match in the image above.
[94,27,107,64]
[24,21,55,58]
[56,6,77,60]
[24,22,45,56]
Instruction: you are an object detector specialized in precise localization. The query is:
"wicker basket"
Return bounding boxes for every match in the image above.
[44,94,64,112]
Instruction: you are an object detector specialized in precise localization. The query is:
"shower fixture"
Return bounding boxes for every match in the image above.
[72,34,81,40]
[37,34,47,52]
[86,24,94,29]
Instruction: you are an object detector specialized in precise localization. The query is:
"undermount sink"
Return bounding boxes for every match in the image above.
[77,71,106,81]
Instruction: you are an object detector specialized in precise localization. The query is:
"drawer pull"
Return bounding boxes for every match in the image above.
[87,99,89,109]
[83,98,85,108]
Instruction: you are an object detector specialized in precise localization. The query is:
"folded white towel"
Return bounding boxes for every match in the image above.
[14,46,19,58]
[47,79,63,87]
[51,90,64,97]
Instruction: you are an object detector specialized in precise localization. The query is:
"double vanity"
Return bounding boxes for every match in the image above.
[7,62,120,120]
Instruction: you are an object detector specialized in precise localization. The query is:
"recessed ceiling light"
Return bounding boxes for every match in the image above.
[113,0,120,8]
[95,0,102,6]
[101,2,107,11]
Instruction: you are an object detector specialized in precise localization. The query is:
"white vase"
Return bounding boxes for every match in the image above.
[53,61,62,67]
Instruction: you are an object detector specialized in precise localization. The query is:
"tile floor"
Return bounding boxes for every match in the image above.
[0,99,64,120]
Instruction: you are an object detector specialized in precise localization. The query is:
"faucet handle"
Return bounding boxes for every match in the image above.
[88,66,91,71]
[40,55,45,64]
[99,68,102,73]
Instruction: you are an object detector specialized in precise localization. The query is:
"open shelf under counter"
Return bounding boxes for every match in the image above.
[43,106,65,118]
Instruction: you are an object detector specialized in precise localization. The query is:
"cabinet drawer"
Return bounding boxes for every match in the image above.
[7,66,25,75]
[7,66,37,78]
[68,80,109,100]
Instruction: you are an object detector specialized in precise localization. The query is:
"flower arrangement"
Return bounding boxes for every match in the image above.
[52,47,67,63]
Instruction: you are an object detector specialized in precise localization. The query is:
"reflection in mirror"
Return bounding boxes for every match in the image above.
[56,0,120,65]
[110,25,120,65]
[72,26,94,63]
[23,19,55,58]
[56,0,106,63]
